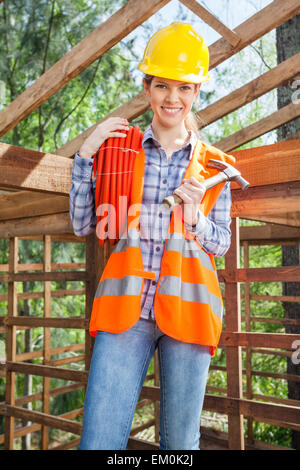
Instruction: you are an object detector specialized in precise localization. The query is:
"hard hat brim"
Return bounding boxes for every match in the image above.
[138,62,210,84]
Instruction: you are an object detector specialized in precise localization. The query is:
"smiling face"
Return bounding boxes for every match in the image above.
[143,76,200,130]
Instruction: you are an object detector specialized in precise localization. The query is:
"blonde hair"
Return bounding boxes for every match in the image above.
[143,74,201,136]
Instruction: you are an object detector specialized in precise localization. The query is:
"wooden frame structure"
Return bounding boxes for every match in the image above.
[0,0,300,450]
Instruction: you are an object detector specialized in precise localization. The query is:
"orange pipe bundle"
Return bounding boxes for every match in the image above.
[92,126,143,246]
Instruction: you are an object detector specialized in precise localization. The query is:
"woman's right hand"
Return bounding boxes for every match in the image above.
[78,116,130,158]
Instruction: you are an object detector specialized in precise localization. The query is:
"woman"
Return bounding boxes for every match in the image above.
[69,22,233,450]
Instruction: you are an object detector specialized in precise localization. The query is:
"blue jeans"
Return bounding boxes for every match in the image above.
[78,317,211,450]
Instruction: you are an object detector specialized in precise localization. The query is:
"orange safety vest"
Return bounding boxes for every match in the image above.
[89,140,235,356]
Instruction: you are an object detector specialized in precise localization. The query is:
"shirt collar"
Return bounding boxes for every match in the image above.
[142,124,198,160]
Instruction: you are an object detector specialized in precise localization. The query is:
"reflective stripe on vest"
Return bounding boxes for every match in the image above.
[95,275,143,298]
[165,233,216,275]
[157,275,223,320]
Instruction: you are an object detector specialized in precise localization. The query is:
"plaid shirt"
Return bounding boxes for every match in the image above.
[69,125,232,321]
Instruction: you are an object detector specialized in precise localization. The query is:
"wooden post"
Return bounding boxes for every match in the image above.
[42,235,51,449]
[4,237,18,449]
[225,218,245,449]
[84,232,103,371]
[243,240,254,444]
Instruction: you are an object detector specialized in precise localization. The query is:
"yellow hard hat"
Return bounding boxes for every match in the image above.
[138,22,210,84]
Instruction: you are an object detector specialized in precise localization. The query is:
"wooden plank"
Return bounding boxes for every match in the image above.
[0,212,74,238]
[50,438,81,451]
[85,232,102,371]
[3,316,88,329]
[4,237,18,450]
[250,213,300,228]
[0,143,73,194]
[215,102,300,152]
[0,383,83,408]
[0,0,171,138]
[42,235,51,449]
[203,394,300,426]
[250,295,300,303]
[50,355,85,367]
[240,223,300,241]
[243,241,254,445]
[5,344,84,364]
[219,332,300,350]
[224,219,244,449]
[0,186,274,232]
[0,262,85,272]
[231,181,300,218]
[233,148,300,189]
[0,191,68,221]
[0,287,83,302]
[0,288,85,303]
[179,0,240,46]
[229,139,300,188]
[209,0,300,69]
[218,265,300,283]
[197,52,300,129]
[5,361,88,383]
[49,0,300,159]
[1,405,82,435]
[0,270,87,282]
[0,408,83,444]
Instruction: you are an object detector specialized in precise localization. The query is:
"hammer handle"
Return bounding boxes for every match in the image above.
[162,173,227,210]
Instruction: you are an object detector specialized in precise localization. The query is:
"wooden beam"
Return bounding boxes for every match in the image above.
[54,0,300,159]
[224,219,244,449]
[3,316,87,329]
[0,270,87,283]
[0,212,72,238]
[219,332,300,350]
[4,361,88,383]
[0,143,73,194]
[209,0,300,69]
[0,0,171,138]
[1,404,82,435]
[179,0,240,47]
[231,141,300,189]
[197,52,300,129]
[249,213,300,227]
[239,224,300,241]
[231,181,300,218]
[1,0,299,161]
[215,101,300,152]
[1,139,299,198]
[203,394,300,426]
[0,191,68,221]
[218,265,300,283]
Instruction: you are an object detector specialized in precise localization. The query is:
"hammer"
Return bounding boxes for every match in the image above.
[162,159,250,210]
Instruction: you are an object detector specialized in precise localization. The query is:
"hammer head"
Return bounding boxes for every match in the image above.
[206,159,250,190]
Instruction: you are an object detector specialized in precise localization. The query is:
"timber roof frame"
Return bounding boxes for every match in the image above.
[0,0,300,228]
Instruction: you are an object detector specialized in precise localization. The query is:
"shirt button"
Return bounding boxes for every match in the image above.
[159,213,162,218]
[163,179,167,184]
[152,280,156,286]
[89,162,93,166]
[156,246,160,252]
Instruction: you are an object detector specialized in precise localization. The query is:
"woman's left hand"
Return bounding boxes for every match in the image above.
[173,177,206,226]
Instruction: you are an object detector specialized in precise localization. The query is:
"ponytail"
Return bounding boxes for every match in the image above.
[184,112,200,136]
